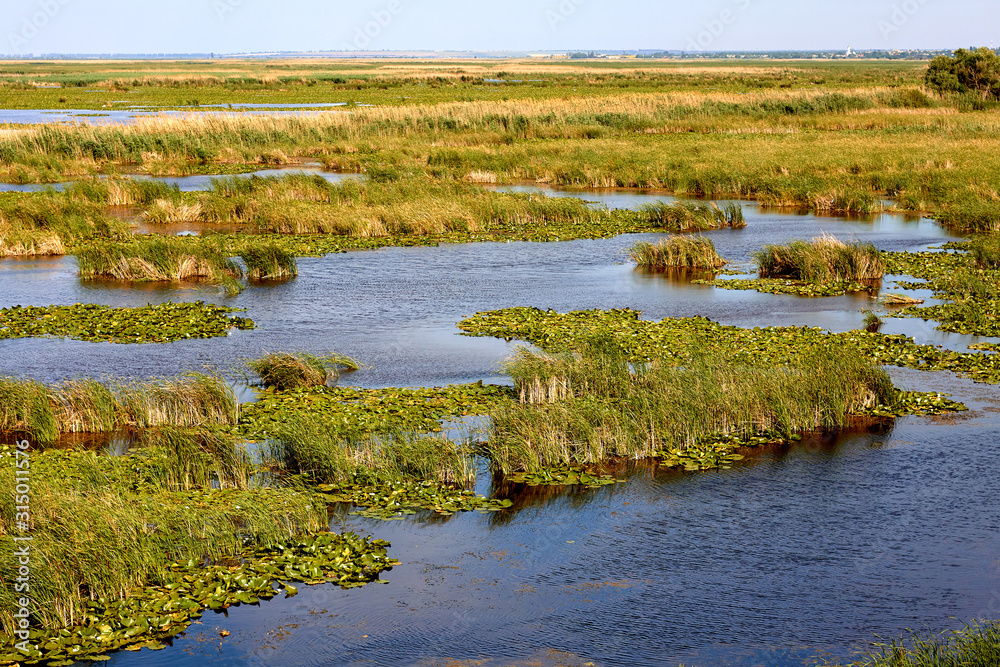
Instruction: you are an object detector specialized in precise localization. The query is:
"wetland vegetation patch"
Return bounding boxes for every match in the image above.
[0,301,253,344]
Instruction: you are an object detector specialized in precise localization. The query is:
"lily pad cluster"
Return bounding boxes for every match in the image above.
[693,277,878,298]
[504,467,620,488]
[239,382,512,440]
[0,532,396,666]
[457,307,1000,385]
[0,302,254,344]
[884,247,1000,337]
[316,478,513,519]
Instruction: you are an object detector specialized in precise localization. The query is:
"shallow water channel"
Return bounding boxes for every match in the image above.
[2,195,999,666]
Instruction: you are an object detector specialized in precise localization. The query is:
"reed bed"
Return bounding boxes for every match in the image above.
[755,235,884,283]
[238,243,298,280]
[248,352,360,390]
[863,620,1000,667]
[76,237,244,293]
[0,456,320,633]
[267,418,475,487]
[641,201,745,231]
[0,191,128,256]
[0,372,238,442]
[631,235,727,269]
[485,337,894,475]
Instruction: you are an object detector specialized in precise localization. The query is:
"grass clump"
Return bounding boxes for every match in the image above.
[0,372,238,442]
[755,235,884,283]
[631,235,726,269]
[248,352,360,391]
[485,335,894,475]
[862,620,1000,667]
[238,243,298,280]
[641,201,745,231]
[76,236,243,292]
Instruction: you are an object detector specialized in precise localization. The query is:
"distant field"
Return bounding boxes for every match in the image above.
[0,58,926,109]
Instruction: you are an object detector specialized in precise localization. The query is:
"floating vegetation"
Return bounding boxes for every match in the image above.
[239,382,511,441]
[0,301,253,344]
[0,531,395,665]
[884,246,1000,337]
[756,236,884,283]
[316,478,512,520]
[694,277,878,297]
[247,351,360,391]
[457,307,1000,385]
[504,467,620,488]
[0,372,238,442]
[630,235,727,269]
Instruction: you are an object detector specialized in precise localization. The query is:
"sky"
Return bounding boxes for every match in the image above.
[2,0,996,56]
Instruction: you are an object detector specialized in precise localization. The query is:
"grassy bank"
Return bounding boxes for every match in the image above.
[858,620,1000,666]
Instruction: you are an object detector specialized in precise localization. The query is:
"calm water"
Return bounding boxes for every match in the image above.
[2,196,998,666]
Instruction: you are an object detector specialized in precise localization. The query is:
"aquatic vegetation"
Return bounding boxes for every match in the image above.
[76,236,244,293]
[755,236,884,283]
[247,351,360,391]
[267,420,476,487]
[0,372,238,442]
[640,201,745,231]
[0,190,129,256]
[630,235,727,269]
[0,301,253,344]
[861,619,1000,667]
[884,246,1000,337]
[316,478,513,519]
[695,277,878,297]
[503,467,619,488]
[239,382,511,441]
[484,337,896,474]
[458,307,1000,385]
[862,310,884,332]
[238,242,298,280]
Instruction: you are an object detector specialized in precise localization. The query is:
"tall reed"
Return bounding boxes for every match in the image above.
[486,336,895,474]
[755,235,884,283]
[631,235,727,269]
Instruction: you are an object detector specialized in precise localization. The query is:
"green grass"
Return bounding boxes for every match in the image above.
[860,620,1000,666]
[485,335,894,475]
[247,352,360,391]
[238,243,298,280]
[0,372,238,442]
[641,201,745,231]
[756,236,885,283]
[75,236,244,293]
[631,235,727,269]
[0,449,321,635]
[266,419,475,487]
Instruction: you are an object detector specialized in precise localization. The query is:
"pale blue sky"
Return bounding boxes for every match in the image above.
[2,0,996,55]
